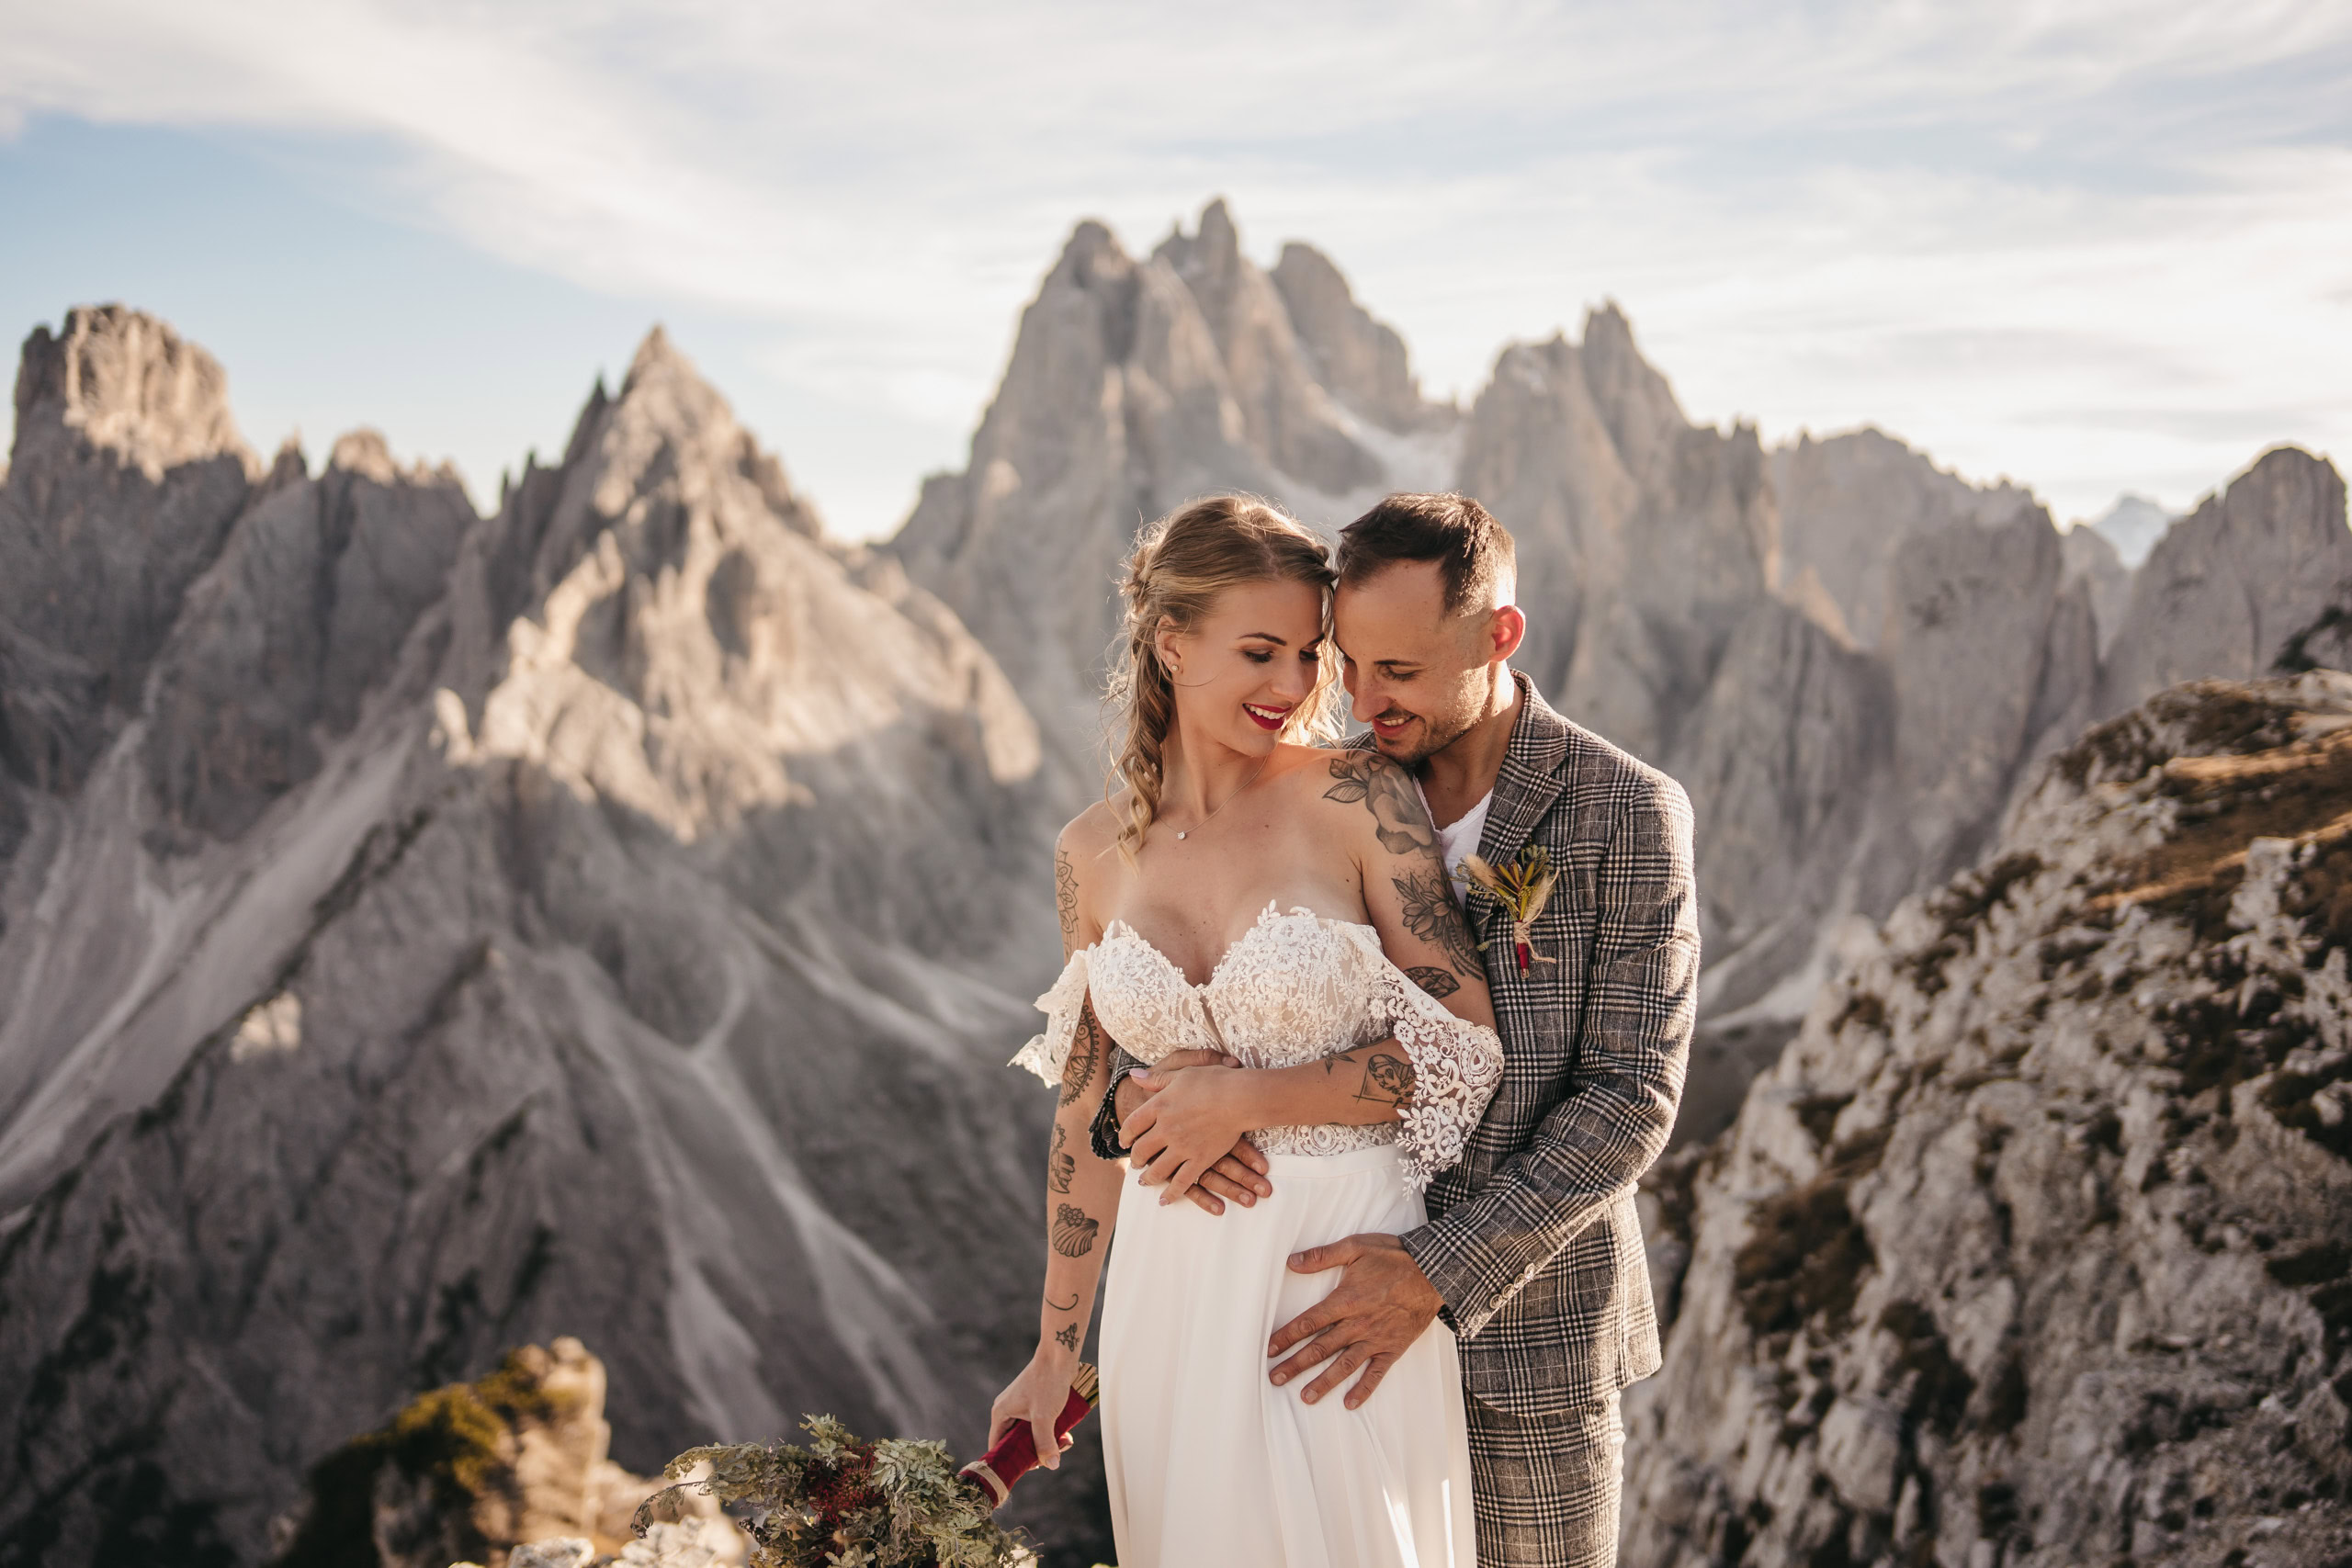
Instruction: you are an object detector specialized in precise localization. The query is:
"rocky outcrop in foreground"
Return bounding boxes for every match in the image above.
[1626,673,2352,1566]
[270,1338,741,1568]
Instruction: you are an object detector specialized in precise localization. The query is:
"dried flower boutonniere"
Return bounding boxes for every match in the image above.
[1461,844,1560,975]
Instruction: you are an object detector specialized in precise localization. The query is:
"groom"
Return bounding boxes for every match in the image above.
[1103,493,1698,1566]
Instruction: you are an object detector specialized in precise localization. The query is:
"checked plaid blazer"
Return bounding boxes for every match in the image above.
[1375,671,1698,1416]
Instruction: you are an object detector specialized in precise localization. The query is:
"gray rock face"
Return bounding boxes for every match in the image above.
[1770,429,2032,651]
[893,202,1456,758]
[1624,672,2352,1567]
[1878,504,2075,898]
[2098,447,2352,719]
[1269,242,1448,435]
[0,316,1087,1566]
[0,307,256,797]
[142,432,478,845]
[2060,522,2132,653]
[1456,310,1777,765]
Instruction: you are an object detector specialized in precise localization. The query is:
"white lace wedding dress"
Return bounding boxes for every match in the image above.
[1015,903,1505,1568]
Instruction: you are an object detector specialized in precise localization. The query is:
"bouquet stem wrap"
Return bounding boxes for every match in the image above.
[960,1364,1100,1508]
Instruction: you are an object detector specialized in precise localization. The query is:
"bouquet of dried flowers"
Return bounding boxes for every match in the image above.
[633,1415,1037,1568]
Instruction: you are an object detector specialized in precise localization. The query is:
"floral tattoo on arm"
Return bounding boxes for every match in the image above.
[1394,865,1483,978]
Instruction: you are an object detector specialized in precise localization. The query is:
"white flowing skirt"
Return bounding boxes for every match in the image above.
[1100,1144,1476,1568]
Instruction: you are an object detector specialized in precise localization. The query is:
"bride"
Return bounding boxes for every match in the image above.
[989,496,1504,1567]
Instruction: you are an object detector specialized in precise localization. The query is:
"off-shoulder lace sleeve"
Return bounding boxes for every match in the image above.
[1338,926,1504,1190]
[1009,952,1090,1087]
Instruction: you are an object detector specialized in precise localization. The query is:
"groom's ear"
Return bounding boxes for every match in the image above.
[1487,604,1527,665]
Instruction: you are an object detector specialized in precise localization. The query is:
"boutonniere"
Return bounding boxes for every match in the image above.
[1461,844,1560,974]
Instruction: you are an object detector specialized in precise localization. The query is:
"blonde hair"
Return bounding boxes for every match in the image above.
[1106,495,1341,854]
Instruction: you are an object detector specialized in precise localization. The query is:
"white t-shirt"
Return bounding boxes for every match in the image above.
[1417,781,1495,899]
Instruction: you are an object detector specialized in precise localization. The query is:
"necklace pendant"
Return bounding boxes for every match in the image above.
[1176,830,1188,840]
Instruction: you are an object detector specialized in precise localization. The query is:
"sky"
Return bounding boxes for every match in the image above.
[2,1,2347,539]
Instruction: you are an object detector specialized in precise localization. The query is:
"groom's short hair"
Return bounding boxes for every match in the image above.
[1336,493,1516,615]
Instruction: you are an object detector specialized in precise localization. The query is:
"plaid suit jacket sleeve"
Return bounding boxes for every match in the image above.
[1401,770,1699,1338]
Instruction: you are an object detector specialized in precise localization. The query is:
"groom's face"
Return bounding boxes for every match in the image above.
[1331,561,1499,767]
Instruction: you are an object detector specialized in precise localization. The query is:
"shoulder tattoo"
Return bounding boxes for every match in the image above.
[1321,754,1436,856]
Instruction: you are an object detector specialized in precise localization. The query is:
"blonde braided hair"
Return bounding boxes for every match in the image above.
[1105,496,1340,857]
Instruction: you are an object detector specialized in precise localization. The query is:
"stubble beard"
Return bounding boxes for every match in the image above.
[1374,693,1484,770]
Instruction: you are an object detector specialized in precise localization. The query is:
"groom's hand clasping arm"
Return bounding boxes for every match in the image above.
[1263,1234,1442,1408]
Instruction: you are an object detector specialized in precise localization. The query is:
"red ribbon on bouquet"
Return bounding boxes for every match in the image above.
[960,1363,1100,1507]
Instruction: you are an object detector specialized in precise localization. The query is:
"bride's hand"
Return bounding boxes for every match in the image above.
[989,1347,1080,1472]
[1122,1065,1259,1203]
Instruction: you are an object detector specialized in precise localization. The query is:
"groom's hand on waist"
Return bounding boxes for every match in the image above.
[1267,1234,1442,1409]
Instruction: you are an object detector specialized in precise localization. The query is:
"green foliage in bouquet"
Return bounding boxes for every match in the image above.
[633,1416,1036,1568]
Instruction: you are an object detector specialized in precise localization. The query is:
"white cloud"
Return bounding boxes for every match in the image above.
[3,0,2346,533]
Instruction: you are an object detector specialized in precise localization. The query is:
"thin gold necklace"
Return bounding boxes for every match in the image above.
[1172,757,1271,841]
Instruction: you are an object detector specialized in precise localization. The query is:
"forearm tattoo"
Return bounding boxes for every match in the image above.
[1394,865,1483,977]
[1323,1043,1417,1106]
[1046,1122,1075,1193]
[1046,1292,1079,1312]
[1055,847,1080,950]
[1355,1051,1414,1107]
[1322,755,1437,855]
[1055,1323,1080,1351]
[1405,964,1460,998]
[1059,996,1106,1108]
[1051,1204,1100,1258]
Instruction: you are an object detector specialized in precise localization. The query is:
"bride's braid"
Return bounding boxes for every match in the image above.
[1106,496,1340,857]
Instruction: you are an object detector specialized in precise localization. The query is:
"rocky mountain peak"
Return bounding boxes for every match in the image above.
[458,325,1038,844]
[327,427,416,486]
[2098,446,2352,719]
[894,202,1458,757]
[0,308,263,799]
[1049,219,1134,296]
[1269,240,1447,435]
[12,303,254,480]
[0,310,1087,1565]
[1575,299,1686,471]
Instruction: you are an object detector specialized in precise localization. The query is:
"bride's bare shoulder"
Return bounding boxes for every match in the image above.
[1057,799,1122,873]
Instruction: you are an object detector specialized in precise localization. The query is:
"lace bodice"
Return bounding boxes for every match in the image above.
[1012,904,1504,1190]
